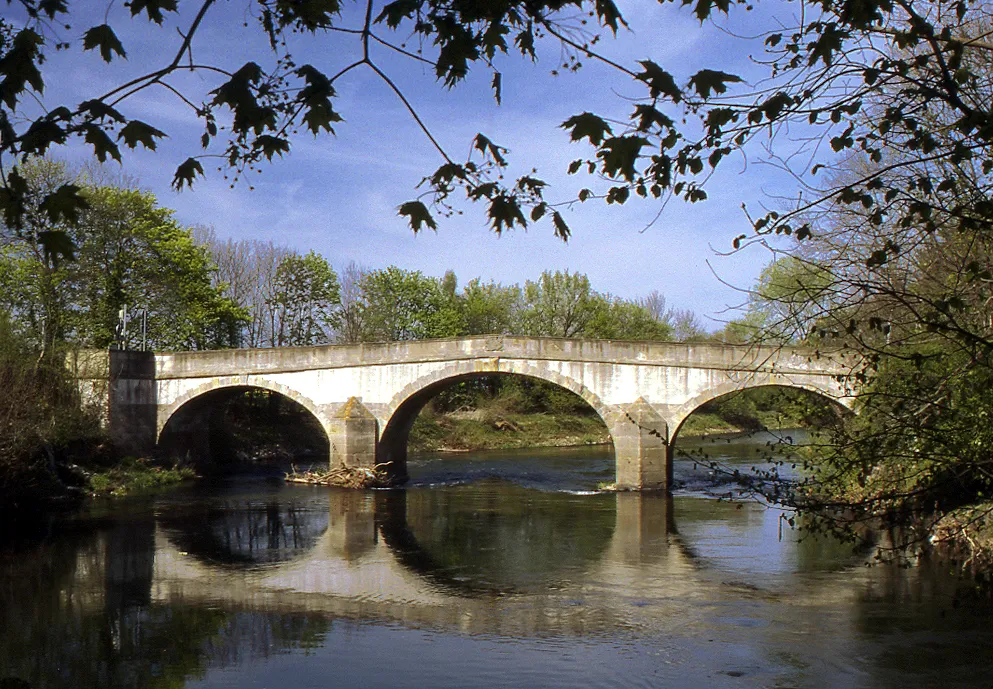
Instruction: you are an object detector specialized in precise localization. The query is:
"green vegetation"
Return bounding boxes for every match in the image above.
[0,314,102,509]
[87,457,195,497]
[0,165,244,508]
[408,380,833,453]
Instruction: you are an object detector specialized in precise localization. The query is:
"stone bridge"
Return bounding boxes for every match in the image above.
[73,336,854,490]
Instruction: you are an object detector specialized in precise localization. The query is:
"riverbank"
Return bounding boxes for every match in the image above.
[407,408,803,453]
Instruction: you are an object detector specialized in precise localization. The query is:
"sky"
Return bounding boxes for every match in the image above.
[23,0,804,329]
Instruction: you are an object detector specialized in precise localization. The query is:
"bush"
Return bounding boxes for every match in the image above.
[0,314,103,509]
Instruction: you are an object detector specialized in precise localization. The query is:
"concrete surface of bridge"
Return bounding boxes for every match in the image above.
[72,336,854,490]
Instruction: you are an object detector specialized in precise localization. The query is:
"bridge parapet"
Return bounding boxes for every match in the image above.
[151,335,852,380]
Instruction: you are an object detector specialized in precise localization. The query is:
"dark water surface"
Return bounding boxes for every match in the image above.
[2,434,992,689]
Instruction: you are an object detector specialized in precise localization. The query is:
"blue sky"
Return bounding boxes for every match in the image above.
[30,0,801,328]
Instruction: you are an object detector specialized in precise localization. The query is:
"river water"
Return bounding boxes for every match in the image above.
[2,433,992,689]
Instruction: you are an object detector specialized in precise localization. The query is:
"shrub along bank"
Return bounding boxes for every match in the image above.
[0,319,192,512]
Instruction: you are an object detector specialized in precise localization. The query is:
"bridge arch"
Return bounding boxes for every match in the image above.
[377,360,615,479]
[668,378,851,445]
[156,377,331,467]
[157,376,329,443]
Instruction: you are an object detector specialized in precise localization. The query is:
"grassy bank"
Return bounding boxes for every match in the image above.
[409,409,610,452]
[0,320,196,510]
[408,407,811,453]
[86,457,196,497]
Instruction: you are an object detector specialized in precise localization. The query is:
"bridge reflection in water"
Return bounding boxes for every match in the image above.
[139,484,870,639]
[150,489,693,634]
[6,473,992,689]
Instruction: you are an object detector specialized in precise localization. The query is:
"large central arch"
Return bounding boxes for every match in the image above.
[377,360,615,483]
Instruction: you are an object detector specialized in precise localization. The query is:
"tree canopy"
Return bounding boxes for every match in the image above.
[0,163,247,352]
[7,0,993,260]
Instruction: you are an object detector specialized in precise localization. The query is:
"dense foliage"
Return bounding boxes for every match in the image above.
[0,163,248,353]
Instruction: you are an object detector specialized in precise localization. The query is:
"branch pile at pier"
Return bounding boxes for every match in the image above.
[285,463,393,489]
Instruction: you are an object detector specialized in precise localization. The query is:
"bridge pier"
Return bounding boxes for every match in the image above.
[612,398,672,491]
[328,397,379,471]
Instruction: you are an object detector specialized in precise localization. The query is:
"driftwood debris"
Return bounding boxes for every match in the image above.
[285,463,393,489]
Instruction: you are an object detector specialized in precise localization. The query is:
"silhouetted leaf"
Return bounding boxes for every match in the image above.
[172,157,204,190]
[83,124,121,162]
[120,120,166,149]
[38,183,88,225]
[0,29,45,108]
[82,24,126,62]
[688,69,743,99]
[399,200,438,232]
[562,112,612,146]
[128,0,178,24]
[598,136,648,181]
[636,61,681,101]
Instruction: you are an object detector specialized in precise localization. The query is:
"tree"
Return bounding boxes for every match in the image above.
[515,270,602,338]
[268,251,340,346]
[0,174,247,351]
[586,297,674,341]
[6,0,992,246]
[335,260,369,345]
[460,278,519,336]
[357,267,454,341]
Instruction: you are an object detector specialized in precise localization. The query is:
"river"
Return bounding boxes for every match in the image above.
[2,433,991,688]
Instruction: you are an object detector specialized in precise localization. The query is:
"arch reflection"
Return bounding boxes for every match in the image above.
[374,488,682,595]
[159,498,329,568]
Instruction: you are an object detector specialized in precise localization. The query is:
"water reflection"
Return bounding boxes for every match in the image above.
[381,484,618,594]
[2,445,993,689]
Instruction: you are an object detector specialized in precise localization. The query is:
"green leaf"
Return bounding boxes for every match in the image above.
[129,0,178,24]
[561,112,613,146]
[172,158,204,190]
[688,69,743,99]
[399,200,437,232]
[83,124,121,162]
[38,184,89,225]
[82,24,127,62]
[119,120,166,149]
[636,61,681,101]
